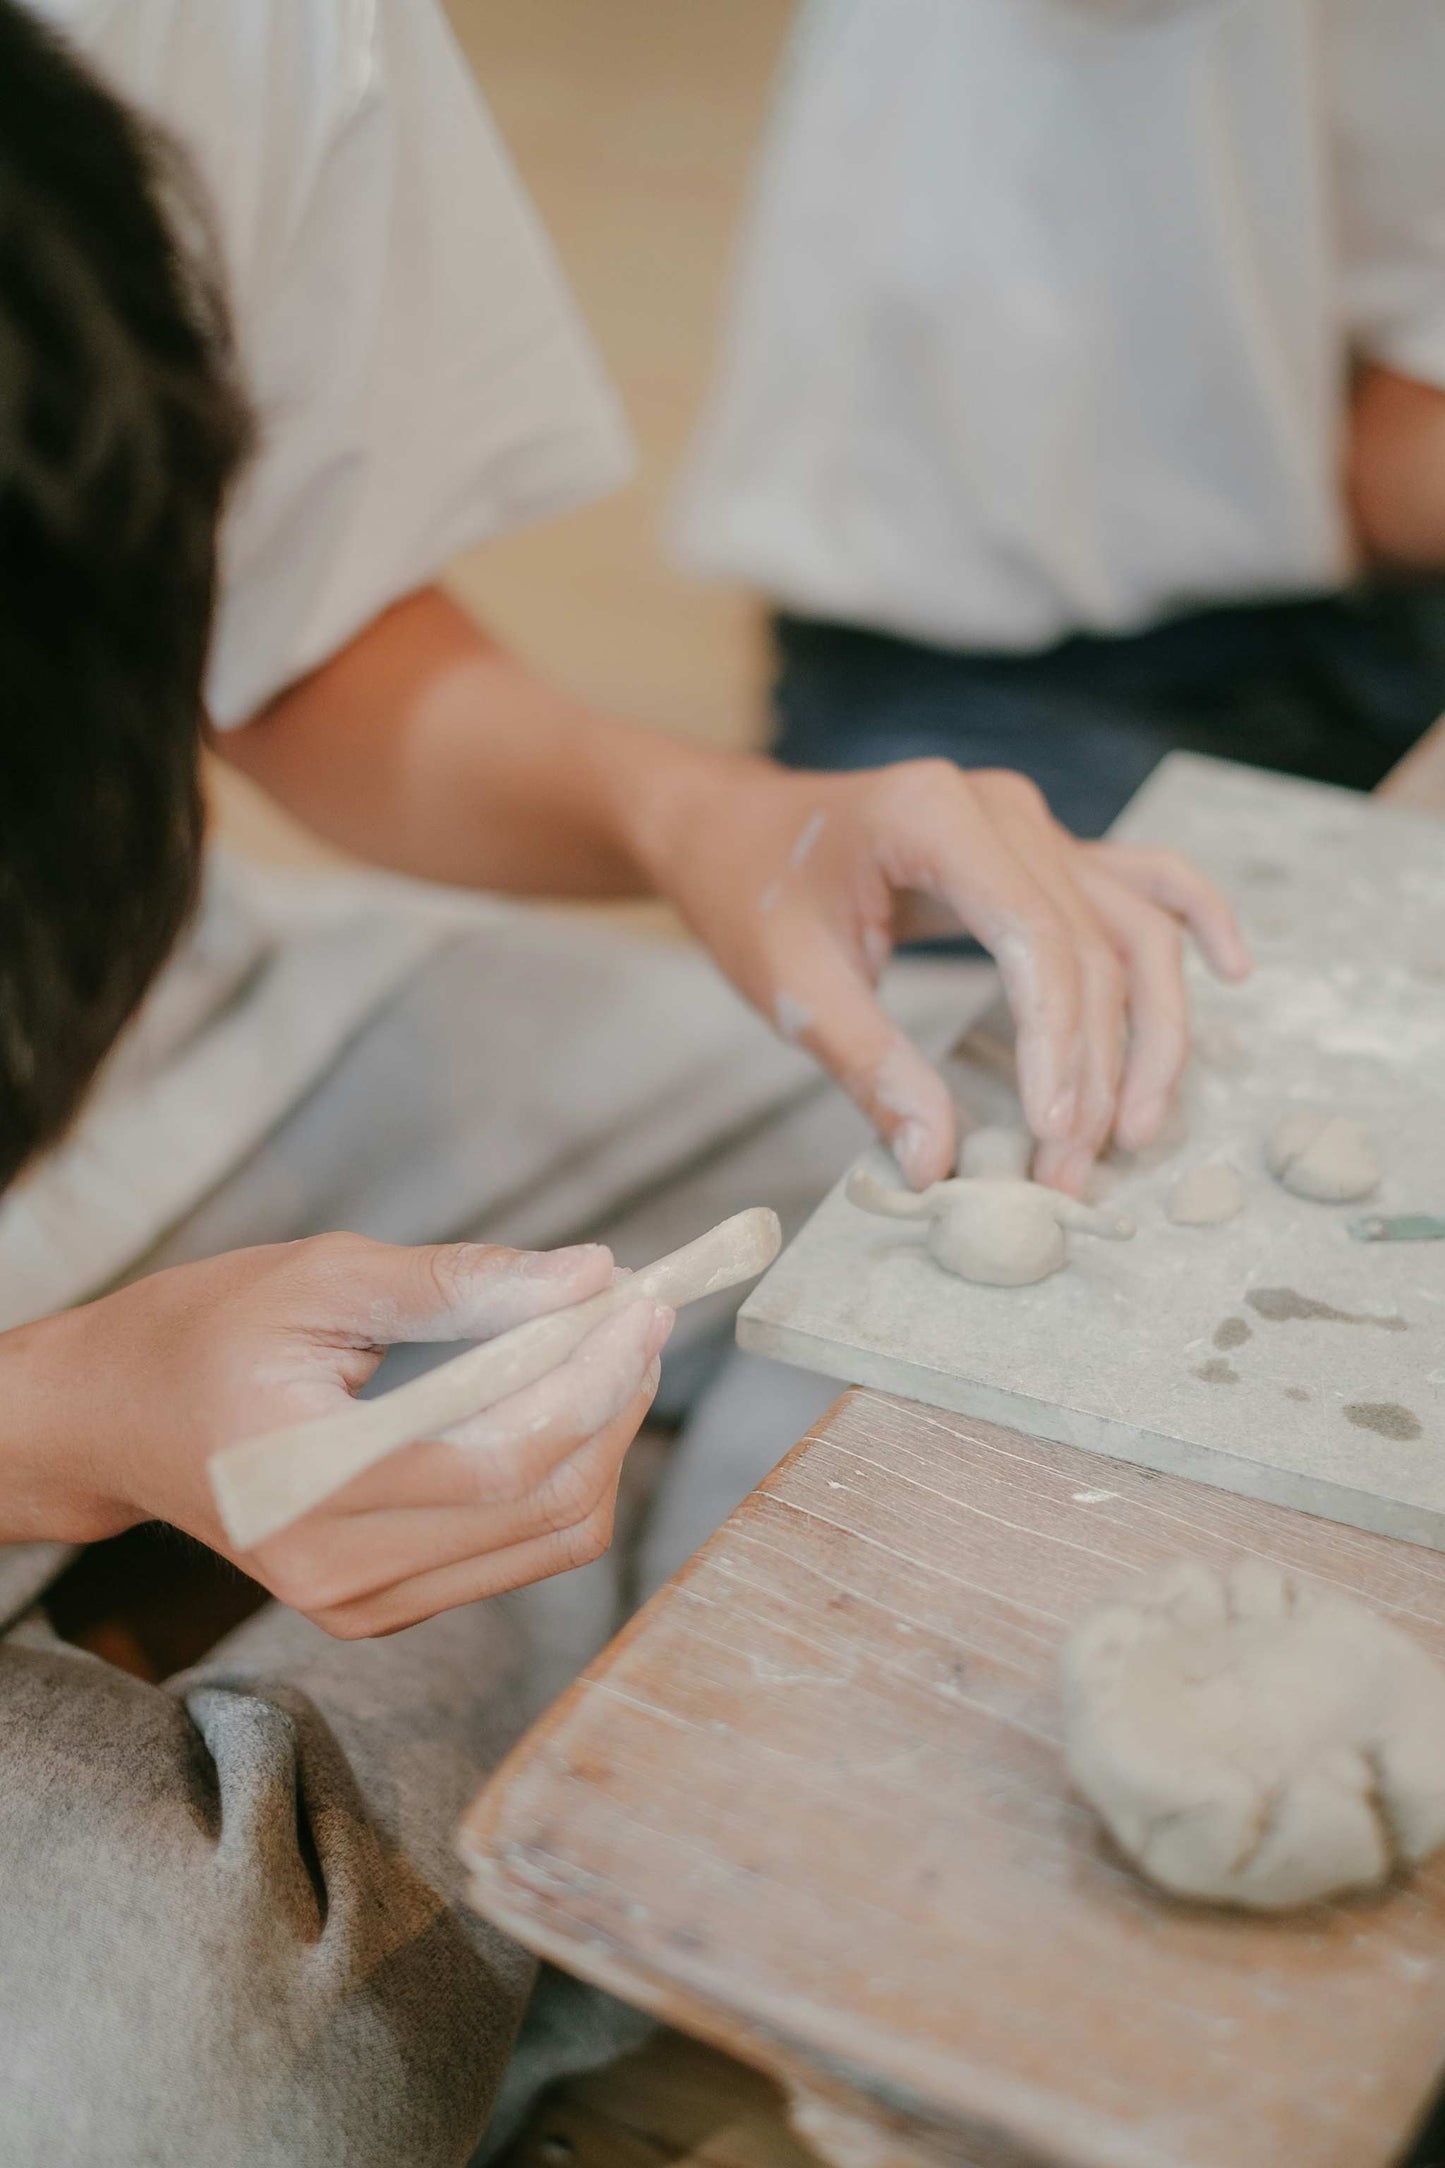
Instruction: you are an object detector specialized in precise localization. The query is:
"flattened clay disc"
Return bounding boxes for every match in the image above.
[1061,1560,1445,1910]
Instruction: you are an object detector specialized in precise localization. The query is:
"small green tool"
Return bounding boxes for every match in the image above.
[1349,1214,1445,1243]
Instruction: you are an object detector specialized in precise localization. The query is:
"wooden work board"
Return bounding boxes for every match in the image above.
[461,1387,1445,2168]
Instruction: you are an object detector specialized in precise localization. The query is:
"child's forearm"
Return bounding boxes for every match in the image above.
[218,581,1249,1197]
[219,584,743,899]
[0,1312,134,1545]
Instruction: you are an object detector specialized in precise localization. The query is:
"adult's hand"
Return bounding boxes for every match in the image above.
[636,757,1249,1195]
[0,1234,671,1636]
[226,589,1247,1192]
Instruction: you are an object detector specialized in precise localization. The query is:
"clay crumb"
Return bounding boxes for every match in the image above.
[1169,1163,1245,1227]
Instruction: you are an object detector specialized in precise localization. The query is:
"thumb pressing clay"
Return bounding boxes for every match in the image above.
[1061,1559,1445,1910]
[847,1166,1133,1287]
[1266,1111,1378,1203]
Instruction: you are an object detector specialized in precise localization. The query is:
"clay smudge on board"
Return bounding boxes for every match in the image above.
[1194,1359,1239,1385]
[1342,1402,1424,1441]
[1284,1386,1312,1403]
[1213,1317,1251,1351]
[1247,1288,1407,1332]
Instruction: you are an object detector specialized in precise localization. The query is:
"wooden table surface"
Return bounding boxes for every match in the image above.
[461,719,1445,2168]
[461,1389,1445,2168]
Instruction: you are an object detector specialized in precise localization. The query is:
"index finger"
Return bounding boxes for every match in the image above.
[765,921,960,1187]
[897,783,1086,1142]
[1083,842,1251,982]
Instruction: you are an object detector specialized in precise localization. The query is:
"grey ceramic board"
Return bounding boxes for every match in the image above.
[739,755,1445,1549]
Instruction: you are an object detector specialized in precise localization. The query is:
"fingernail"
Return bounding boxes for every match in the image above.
[893,1120,936,1189]
[523,1243,610,1281]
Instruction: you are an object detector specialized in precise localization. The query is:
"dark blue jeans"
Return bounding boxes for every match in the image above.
[773,588,1445,838]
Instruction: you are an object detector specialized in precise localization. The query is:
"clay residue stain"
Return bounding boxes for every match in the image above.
[1343,1402,1423,1442]
[1284,1386,1311,1403]
[1194,1359,1239,1385]
[1246,1287,1407,1332]
[1213,1317,1251,1351]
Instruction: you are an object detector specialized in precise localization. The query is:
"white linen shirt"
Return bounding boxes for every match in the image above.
[32,0,632,725]
[674,0,1445,654]
[0,0,632,1332]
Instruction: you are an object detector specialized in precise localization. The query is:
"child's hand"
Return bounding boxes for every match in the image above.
[641,757,1249,1195]
[1,1235,672,1636]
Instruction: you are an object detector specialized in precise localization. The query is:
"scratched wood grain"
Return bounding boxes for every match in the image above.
[462,1387,1445,2168]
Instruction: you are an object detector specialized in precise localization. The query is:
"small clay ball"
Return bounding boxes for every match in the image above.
[928,1184,1067,1287]
[1266,1111,1378,1204]
[1168,1163,1245,1227]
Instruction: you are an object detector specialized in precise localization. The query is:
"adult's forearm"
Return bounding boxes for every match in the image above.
[1348,364,1445,572]
[219,585,749,899]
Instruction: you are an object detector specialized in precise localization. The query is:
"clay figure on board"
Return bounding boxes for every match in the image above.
[846,1127,1134,1288]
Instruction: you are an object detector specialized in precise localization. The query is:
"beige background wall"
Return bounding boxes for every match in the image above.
[213,0,796,867]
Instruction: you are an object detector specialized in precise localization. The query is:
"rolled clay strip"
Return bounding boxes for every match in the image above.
[210,1206,782,1550]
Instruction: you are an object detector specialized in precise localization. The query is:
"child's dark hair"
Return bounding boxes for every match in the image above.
[0,1,252,1190]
